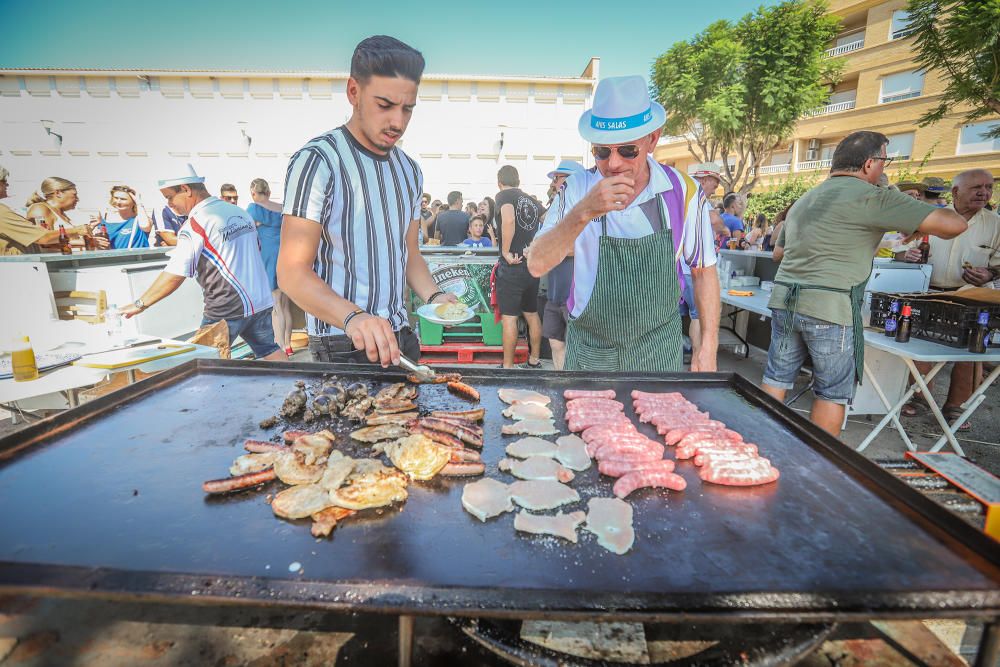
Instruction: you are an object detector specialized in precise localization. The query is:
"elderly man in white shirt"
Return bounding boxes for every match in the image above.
[901,168,999,429]
[528,75,720,372]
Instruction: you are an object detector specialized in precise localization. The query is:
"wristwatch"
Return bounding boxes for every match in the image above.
[133,298,146,311]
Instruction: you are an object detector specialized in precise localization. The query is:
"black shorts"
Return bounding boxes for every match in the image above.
[496,263,539,317]
[309,326,420,364]
[542,301,569,341]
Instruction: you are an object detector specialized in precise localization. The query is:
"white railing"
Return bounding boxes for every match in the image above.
[825,38,864,57]
[808,99,857,116]
[796,159,832,171]
[880,91,921,104]
[891,28,914,40]
[756,164,792,175]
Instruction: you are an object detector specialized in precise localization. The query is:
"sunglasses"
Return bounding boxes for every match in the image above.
[222,195,239,202]
[592,144,642,160]
[870,156,894,166]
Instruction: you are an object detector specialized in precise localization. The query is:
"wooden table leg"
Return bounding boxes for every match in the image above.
[398,614,414,667]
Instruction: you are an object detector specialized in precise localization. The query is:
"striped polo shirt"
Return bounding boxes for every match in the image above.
[283,126,423,337]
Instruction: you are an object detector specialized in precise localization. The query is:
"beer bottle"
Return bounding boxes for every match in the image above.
[58,224,72,255]
[918,235,930,263]
[884,299,900,337]
[968,311,989,354]
[895,303,912,343]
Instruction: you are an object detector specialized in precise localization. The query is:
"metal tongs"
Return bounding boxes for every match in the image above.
[397,353,436,382]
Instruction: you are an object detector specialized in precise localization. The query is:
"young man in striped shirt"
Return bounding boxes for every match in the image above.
[278,36,457,367]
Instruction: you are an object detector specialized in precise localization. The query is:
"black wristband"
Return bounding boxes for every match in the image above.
[427,291,445,303]
[342,308,365,331]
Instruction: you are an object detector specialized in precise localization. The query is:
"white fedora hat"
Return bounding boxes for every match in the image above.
[158,163,206,188]
[578,75,666,144]
[688,162,722,178]
[547,159,585,180]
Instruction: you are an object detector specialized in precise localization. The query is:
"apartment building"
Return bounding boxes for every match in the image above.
[654,0,1000,191]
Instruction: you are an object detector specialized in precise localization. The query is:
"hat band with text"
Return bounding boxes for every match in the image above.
[590,106,653,132]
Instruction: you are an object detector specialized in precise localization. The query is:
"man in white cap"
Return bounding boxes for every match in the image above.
[120,164,284,361]
[687,162,728,237]
[529,75,720,372]
[278,35,457,367]
[546,160,584,206]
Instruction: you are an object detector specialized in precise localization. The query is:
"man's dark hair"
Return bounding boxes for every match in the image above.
[421,193,431,202]
[447,191,462,206]
[220,183,236,193]
[351,36,425,85]
[498,165,520,187]
[831,131,889,173]
[723,193,738,209]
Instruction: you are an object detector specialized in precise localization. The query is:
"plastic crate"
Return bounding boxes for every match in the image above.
[870,291,1000,348]
[416,311,504,346]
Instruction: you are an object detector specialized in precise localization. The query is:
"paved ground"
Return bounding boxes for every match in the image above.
[0,342,996,665]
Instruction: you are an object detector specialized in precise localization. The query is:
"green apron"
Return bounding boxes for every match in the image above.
[775,277,868,385]
[564,195,683,372]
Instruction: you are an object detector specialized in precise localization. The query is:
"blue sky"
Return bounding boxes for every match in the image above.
[2,0,771,80]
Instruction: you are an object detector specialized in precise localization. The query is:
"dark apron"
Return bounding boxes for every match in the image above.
[565,195,683,372]
[775,278,868,385]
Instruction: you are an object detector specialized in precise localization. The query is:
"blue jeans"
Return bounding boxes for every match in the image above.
[763,308,856,404]
[202,308,280,359]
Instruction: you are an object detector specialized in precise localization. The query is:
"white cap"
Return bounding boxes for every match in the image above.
[689,162,722,178]
[547,160,585,180]
[157,163,206,188]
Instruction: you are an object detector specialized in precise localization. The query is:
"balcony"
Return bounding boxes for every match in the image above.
[891,27,914,40]
[796,159,832,171]
[808,99,857,116]
[880,91,921,104]
[825,38,864,57]
[756,164,792,175]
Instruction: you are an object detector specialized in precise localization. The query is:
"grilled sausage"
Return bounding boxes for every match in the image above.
[564,389,617,400]
[439,462,486,476]
[203,468,277,494]
[449,449,482,463]
[418,417,483,447]
[430,407,485,422]
[244,439,289,453]
[427,416,484,435]
[410,424,465,450]
[447,381,480,402]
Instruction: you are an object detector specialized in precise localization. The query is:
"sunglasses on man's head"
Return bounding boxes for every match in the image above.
[592,144,641,161]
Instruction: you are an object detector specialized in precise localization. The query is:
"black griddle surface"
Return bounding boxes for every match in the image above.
[0,362,997,619]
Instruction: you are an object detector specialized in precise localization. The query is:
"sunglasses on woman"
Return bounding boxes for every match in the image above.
[592,144,642,161]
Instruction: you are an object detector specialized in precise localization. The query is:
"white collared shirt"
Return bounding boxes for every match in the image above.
[927,206,1000,289]
[538,156,716,317]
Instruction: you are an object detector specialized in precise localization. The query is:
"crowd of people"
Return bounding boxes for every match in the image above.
[3,33,997,441]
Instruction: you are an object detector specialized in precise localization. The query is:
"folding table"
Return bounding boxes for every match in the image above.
[857,331,1000,456]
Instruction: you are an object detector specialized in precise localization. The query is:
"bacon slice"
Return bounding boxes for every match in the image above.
[613,470,687,498]
[598,458,675,478]
[564,389,617,400]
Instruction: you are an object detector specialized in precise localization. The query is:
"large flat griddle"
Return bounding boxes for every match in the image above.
[0,360,997,622]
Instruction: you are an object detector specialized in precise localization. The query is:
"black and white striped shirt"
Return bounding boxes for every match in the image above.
[283,126,423,336]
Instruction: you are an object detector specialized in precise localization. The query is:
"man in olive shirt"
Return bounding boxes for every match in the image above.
[0,166,91,255]
[761,131,967,437]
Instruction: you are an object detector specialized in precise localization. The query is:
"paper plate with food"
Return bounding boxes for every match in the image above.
[417,302,476,325]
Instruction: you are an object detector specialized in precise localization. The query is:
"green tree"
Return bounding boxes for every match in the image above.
[744,175,818,222]
[651,0,841,193]
[907,0,1000,138]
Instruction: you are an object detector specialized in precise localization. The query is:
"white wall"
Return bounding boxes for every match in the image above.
[0,70,595,217]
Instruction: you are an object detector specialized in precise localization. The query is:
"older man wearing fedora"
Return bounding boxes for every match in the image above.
[120,164,285,361]
[529,75,720,372]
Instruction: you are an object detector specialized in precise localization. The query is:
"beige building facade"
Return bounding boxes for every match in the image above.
[654,0,1000,191]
